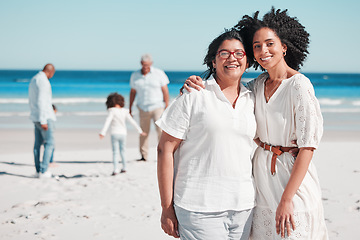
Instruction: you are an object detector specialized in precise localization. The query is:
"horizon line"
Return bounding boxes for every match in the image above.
[0,68,360,74]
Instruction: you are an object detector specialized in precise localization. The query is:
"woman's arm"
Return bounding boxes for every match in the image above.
[157,131,182,238]
[276,147,314,238]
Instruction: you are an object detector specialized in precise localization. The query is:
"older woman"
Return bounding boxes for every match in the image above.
[156,29,256,239]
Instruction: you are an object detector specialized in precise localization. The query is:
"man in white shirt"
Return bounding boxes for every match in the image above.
[28,64,56,178]
[129,54,169,161]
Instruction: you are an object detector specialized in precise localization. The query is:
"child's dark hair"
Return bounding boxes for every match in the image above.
[234,7,310,71]
[106,92,125,109]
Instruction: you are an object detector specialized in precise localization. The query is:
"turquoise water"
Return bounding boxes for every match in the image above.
[1,70,360,98]
[0,70,359,130]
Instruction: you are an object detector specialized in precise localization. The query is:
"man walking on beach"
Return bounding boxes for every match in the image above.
[29,64,56,178]
[129,54,169,161]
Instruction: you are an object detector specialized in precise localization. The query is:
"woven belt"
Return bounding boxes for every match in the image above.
[259,141,296,176]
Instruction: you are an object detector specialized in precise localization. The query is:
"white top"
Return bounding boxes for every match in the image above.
[28,71,56,124]
[248,73,328,239]
[100,107,143,136]
[156,76,257,212]
[130,66,169,112]
[248,73,323,148]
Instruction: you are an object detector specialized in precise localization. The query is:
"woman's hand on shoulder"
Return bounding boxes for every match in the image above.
[180,75,205,94]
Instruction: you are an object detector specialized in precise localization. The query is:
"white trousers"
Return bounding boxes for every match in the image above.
[174,205,253,240]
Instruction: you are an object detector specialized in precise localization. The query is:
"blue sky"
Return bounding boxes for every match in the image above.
[0,0,359,73]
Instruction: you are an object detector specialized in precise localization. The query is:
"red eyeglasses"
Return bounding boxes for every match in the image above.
[217,50,246,59]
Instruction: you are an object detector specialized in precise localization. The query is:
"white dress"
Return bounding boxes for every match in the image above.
[249,73,329,240]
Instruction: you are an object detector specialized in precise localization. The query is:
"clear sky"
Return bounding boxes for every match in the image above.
[0,0,359,73]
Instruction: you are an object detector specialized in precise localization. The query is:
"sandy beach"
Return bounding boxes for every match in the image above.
[1,117,360,239]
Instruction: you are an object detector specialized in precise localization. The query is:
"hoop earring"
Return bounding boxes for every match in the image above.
[253,58,257,62]
[283,51,287,57]
[212,68,216,73]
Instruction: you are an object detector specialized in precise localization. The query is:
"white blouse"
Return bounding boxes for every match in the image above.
[156,76,257,212]
[249,73,323,148]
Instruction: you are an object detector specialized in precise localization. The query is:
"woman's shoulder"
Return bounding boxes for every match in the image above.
[245,72,268,91]
[180,86,206,104]
[184,78,213,96]
[253,72,268,84]
[288,73,313,89]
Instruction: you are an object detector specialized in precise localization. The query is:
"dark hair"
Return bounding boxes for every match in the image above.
[202,28,248,79]
[234,7,310,71]
[106,92,125,109]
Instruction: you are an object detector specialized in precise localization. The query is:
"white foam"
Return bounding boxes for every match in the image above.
[318,98,343,106]
[352,101,360,106]
[0,112,29,117]
[53,98,106,104]
[71,112,106,116]
[321,108,360,113]
[0,111,107,117]
[0,98,28,104]
[0,98,106,104]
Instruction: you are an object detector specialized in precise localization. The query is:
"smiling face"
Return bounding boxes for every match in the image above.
[252,27,287,71]
[212,39,247,83]
[141,60,152,75]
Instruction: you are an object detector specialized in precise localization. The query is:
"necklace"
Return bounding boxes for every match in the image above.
[265,72,287,102]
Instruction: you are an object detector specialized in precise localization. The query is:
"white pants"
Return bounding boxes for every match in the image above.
[174,205,253,240]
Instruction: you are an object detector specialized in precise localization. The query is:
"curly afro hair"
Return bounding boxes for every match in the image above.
[234,7,310,71]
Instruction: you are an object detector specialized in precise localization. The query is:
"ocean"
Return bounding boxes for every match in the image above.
[1,70,359,130]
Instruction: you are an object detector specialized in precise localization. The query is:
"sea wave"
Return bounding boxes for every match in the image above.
[321,108,360,113]
[0,111,107,117]
[0,98,28,104]
[53,98,106,104]
[0,98,106,104]
[1,97,360,108]
[318,98,344,106]
[1,108,360,117]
